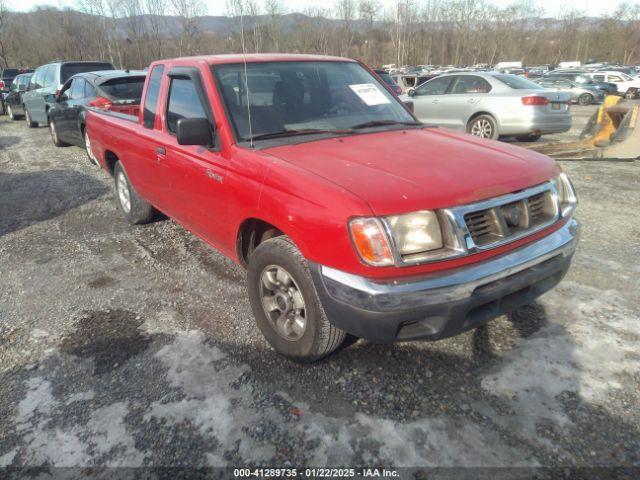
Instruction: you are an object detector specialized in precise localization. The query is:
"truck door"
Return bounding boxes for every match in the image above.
[158,66,229,245]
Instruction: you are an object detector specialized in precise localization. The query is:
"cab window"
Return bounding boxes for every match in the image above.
[166,77,209,134]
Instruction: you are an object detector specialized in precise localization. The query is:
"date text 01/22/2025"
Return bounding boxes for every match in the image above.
[233,468,400,477]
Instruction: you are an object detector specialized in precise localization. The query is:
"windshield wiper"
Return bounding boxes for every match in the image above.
[248,128,353,141]
[350,120,422,130]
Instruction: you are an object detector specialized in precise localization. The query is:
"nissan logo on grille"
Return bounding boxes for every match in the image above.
[503,204,525,227]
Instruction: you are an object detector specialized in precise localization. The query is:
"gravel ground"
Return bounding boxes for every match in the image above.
[0,109,639,477]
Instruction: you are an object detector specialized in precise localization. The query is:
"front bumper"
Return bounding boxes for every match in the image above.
[310,219,579,343]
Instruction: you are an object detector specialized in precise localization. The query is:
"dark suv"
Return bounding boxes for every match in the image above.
[0,68,33,113]
[21,61,115,127]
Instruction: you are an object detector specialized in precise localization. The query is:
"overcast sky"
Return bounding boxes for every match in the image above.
[7,0,634,18]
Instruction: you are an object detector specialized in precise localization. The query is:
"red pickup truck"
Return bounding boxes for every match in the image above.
[86,54,579,362]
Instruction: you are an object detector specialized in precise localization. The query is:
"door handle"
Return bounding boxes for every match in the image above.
[468,98,476,103]
[156,146,166,155]
[432,99,439,104]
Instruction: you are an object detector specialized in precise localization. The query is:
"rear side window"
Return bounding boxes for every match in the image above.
[30,67,46,89]
[166,77,208,134]
[99,77,145,102]
[70,78,86,99]
[43,65,56,88]
[60,63,115,83]
[143,65,164,129]
[85,81,97,98]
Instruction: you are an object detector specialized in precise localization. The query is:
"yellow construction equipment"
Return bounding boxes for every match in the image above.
[530,96,640,160]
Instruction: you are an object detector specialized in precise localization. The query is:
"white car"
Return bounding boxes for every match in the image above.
[585,71,640,98]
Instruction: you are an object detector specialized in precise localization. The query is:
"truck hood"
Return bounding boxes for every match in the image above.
[264,127,560,216]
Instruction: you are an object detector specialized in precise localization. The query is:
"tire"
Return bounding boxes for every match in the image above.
[467,114,499,140]
[113,161,157,225]
[83,128,98,166]
[49,119,68,147]
[625,88,637,100]
[577,93,594,106]
[247,236,346,363]
[515,134,542,142]
[7,104,18,121]
[25,108,38,128]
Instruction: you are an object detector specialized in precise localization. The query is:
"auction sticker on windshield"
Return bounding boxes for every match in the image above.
[349,83,391,106]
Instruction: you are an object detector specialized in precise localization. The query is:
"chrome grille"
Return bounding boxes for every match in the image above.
[461,187,558,250]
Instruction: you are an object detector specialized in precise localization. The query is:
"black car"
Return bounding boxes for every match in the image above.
[4,73,33,120]
[48,70,146,163]
[22,61,115,127]
[544,72,617,94]
[0,68,33,113]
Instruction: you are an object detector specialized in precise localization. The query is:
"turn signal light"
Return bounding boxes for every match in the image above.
[349,218,394,266]
[521,96,549,106]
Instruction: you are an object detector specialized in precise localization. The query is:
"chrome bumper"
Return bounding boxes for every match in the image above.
[311,219,579,342]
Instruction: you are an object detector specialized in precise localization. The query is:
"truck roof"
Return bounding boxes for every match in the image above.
[151,53,355,66]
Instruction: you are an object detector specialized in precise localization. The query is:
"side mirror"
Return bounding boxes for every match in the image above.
[176,117,213,147]
[403,100,414,113]
[18,84,26,92]
[407,88,416,97]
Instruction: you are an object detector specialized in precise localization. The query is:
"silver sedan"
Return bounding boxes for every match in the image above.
[401,72,572,142]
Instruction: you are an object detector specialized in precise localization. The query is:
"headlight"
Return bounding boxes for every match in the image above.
[386,211,443,254]
[349,211,444,266]
[552,172,577,217]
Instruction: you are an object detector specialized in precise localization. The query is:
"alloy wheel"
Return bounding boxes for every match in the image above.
[259,265,307,341]
[471,118,493,138]
[116,172,132,213]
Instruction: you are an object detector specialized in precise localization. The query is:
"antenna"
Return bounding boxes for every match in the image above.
[239,3,254,148]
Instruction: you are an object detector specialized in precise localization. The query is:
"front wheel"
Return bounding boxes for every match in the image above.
[467,115,499,140]
[625,88,638,100]
[7,104,18,120]
[113,161,157,225]
[247,236,346,363]
[577,93,594,106]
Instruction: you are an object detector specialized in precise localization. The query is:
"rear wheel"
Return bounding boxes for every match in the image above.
[83,129,98,166]
[247,236,346,363]
[515,133,542,142]
[49,119,68,147]
[577,93,594,106]
[113,161,157,225]
[25,108,37,128]
[7,104,18,120]
[467,115,498,140]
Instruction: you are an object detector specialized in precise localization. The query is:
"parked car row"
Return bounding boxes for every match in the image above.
[2,60,146,164]
[4,54,580,362]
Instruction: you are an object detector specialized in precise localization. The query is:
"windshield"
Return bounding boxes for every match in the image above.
[99,76,146,102]
[61,63,115,83]
[492,74,543,90]
[214,61,415,142]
